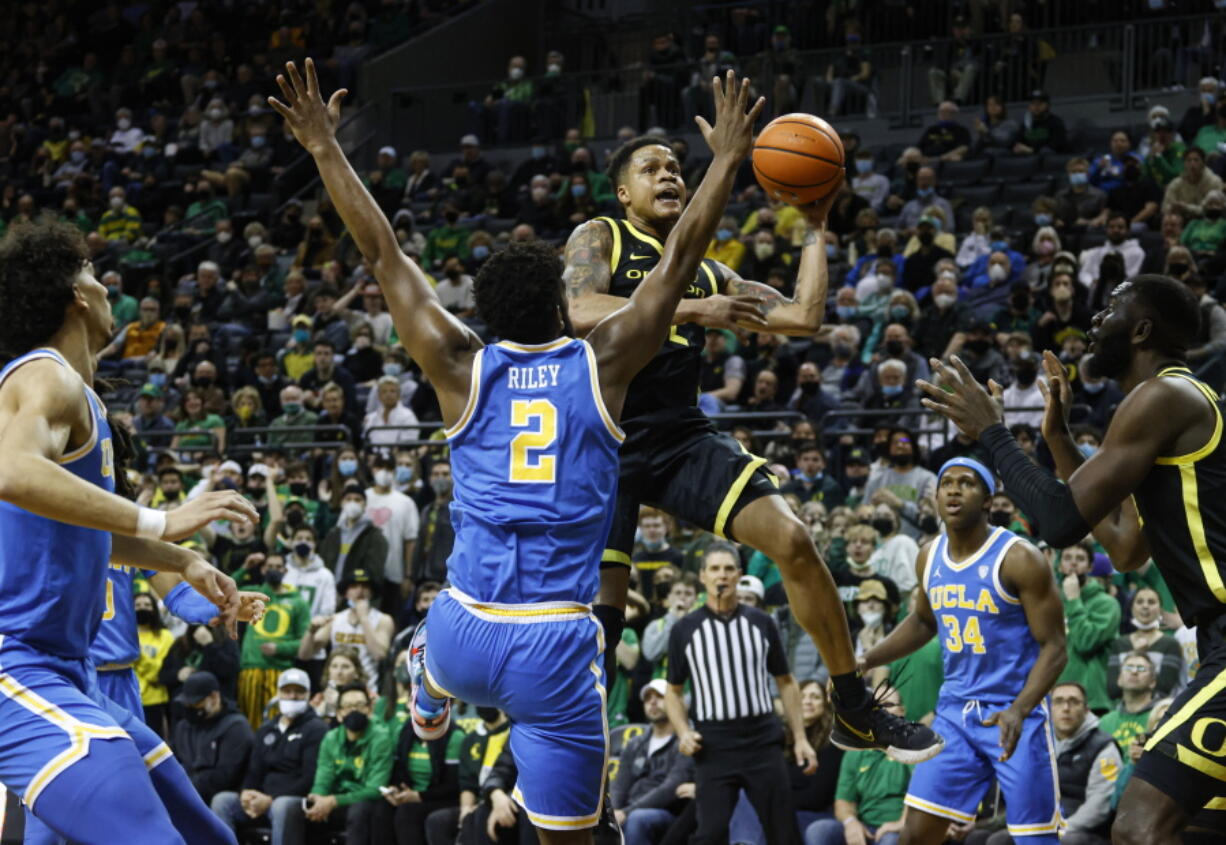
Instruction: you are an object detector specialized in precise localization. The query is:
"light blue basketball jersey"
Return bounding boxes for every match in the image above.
[92,564,157,666]
[0,349,114,659]
[924,526,1038,703]
[445,338,624,605]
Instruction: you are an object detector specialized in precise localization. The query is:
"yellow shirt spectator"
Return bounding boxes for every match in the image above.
[136,626,175,706]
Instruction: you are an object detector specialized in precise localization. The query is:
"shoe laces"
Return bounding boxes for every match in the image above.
[866,679,924,739]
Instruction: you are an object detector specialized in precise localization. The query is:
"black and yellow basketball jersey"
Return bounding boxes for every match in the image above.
[1133,367,1226,623]
[594,216,725,421]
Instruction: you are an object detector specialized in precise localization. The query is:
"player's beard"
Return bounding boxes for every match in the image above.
[1091,328,1131,381]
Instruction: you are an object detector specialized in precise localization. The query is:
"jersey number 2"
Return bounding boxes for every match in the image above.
[102,578,116,621]
[509,399,557,483]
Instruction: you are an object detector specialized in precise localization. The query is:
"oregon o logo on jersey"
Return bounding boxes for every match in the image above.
[254,604,291,638]
[1190,717,1226,757]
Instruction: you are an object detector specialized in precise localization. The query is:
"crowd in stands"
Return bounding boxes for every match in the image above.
[5,2,1226,844]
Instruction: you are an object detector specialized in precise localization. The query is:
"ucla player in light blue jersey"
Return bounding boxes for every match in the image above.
[270,59,769,842]
[0,219,265,844]
[859,458,1068,844]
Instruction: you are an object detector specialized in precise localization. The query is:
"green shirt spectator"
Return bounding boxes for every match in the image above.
[1098,650,1159,755]
[1098,704,1153,757]
[53,60,104,98]
[107,280,139,329]
[310,701,395,808]
[1055,547,1121,713]
[1193,119,1226,156]
[886,635,943,722]
[239,583,310,671]
[268,394,320,447]
[606,628,639,728]
[834,748,912,827]
[185,180,230,235]
[422,217,471,269]
[175,413,226,450]
[61,206,94,234]
[1180,214,1226,254]
[1143,128,1184,188]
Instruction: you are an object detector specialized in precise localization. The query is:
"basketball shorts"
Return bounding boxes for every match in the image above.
[425,589,609,831]
[603,408,778,564]
[0,634,185,844]
[905,697,1062,841]
[97,666,144,722]
[1136,614,1226,814]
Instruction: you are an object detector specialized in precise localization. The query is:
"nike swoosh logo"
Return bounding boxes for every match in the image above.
[837,714,875,743]
[629,253,655,261]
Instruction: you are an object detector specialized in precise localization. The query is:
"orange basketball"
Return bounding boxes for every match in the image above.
[752,113,845,205]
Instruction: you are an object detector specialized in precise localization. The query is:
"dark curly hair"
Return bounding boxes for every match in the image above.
[605,136,676,188]
[473,241,568,344]
[0,219,89,363]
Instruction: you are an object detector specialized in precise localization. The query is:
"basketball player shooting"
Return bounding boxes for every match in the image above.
[563,112,945,760]
[270,59,765,842]
[918,275,1226,844]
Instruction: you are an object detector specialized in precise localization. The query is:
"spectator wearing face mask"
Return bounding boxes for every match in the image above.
[267,384,319,447]
[898,167,954,236]
[913,275,968,360]
[844,227,905,286]
[320,483,389,592]
[365,455,420,608]
[171,671,255,805]
[281,524,338,630]
[1180,189,1226,268]
[861,427,936,537]
[783,443,846,509]
[1035,270,1093,353]
[1001,354,1046,429]
[98,186,142,243]
[861,504,919,594]
[236,554,311,727]
[633,508,685,598]
[517,173,563,235]
[851,149,890,211]
[410,462,455,585]
[211,668,328,844]
[740,228,793,281]
[901,215,953,293]
[1054,158,1108,229]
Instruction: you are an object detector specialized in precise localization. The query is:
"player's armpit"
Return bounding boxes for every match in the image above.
[562,220,622,335]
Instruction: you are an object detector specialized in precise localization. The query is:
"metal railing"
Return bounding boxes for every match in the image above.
[380,12,1224,152]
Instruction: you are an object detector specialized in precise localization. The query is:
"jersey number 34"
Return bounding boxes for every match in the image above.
[509,399,558,484]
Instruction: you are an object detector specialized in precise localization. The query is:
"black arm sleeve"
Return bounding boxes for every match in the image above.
[980,424,1092,547]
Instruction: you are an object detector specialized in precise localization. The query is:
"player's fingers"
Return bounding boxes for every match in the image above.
[274,73,295,104]
[987,379,1004,400]
[951,355,978,385]
[693,116,712,140]
[286,61,307,97]
[738,74,750,111]
[914,378,952,400]
[328,89,348,117]
[747,95,766,124]
[305,57,319,98]
[267,97,292,121]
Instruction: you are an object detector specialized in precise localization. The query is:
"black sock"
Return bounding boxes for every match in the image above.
[831,671,870,710]
[592,603,625,683]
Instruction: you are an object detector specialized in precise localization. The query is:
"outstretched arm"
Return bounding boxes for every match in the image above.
[983,541,1067,761]
[720,188,840,336]
[587,71,764,418]
[916,356,1190,549]
[1036,351,1150,570]
[268,59,479,424]
[0,360,256,542]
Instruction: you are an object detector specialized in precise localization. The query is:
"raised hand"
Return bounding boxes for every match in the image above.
[1036,349,1072,443]
[164,491,258,541]
[694,70,765,164]
[267,58,348,156]
[183,557,242,639]
[916,356,1005,440]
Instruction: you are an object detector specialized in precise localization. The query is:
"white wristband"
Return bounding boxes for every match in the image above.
[136,507,167,540]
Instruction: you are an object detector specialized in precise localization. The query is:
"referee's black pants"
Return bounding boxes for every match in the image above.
[692,742,801,845]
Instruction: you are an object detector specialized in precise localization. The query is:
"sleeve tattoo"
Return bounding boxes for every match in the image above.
[562,222,613,301]
[725,276,788,315]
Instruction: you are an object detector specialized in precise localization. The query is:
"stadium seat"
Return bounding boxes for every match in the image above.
[1041,152,1079,174]
[939,158,990,186]
[988,156,1040,183]
[1001,181,1051,204]
[950,183,1002,207]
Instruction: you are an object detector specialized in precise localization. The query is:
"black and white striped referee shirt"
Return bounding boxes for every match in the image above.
[666,604,789,724]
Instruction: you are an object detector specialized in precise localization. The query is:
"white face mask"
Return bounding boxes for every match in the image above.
[509,66,524,80]
[934,293,956,309]
[988,263,1007,281]
[216,231,232,244]
[859,610,883,628]
[374,469,394,488]
[116,118,131,131]
[248,235,263,249]
[341,500,364,522]
[279,698,309,718]
[109,196,124,210]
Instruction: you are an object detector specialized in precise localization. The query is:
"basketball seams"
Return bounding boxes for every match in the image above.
[752,112,844,203]
[751,144,844,168]
[751,159,840,190]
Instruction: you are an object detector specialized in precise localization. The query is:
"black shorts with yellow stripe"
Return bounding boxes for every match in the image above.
[601,407,777,566]
[1134,614,1226,815]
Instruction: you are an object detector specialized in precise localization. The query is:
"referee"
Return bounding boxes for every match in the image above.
[666,543,817,845]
